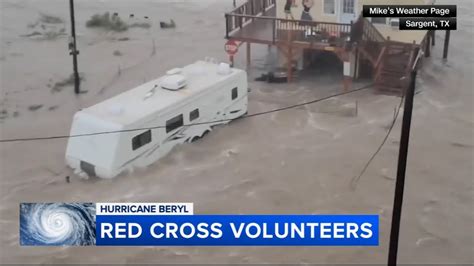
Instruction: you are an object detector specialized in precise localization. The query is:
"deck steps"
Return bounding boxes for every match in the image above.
[373,44,414,95]
[351,16,419,95]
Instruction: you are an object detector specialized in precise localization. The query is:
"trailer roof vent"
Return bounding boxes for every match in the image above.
[108,104,125,116]
[161,74,187,91]
[166,68,182,75]
[217,63,232,75]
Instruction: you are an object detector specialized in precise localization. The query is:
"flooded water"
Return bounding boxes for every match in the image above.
[0,0,472,264]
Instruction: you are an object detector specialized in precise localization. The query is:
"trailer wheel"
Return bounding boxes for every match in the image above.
[201,130,210,138]
[191,136,200,143]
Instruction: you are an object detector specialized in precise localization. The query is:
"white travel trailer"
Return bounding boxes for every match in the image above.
[66,60,248,179]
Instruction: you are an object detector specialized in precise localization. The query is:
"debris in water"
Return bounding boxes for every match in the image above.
[450,142,472,148]
[0,109,7,120]
[28,104,43,111]
[223,149,239,157]
[160,19,176,29]
[380,168,395,180]
[254,69,297,83]
[21,31,42,37]
[416,236,439,247]
[23,14,66,40]
[51,74,84,93]
[38,13,64,24]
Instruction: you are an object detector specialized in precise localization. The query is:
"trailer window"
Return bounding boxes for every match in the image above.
[190,109,200,121]
[231,87,238,100]
[132,130,152,150]
[166,114,184,133]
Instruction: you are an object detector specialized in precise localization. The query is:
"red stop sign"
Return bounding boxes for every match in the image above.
[225,40,239,56]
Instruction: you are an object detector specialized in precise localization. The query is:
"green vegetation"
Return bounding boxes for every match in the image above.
[39,14,64,24]
[86,12,128,32]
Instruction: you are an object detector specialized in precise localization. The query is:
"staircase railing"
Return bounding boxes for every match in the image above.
[351,15,386,65]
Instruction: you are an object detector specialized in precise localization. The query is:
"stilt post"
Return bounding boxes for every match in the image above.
[443,30,451,60]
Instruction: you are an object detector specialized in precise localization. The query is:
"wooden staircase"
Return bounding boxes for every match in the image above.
[374,42,417,95]
[351,16,419,95]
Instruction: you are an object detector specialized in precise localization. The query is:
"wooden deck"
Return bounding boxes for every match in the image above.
[226,4,352,49]
[228,6,276,44]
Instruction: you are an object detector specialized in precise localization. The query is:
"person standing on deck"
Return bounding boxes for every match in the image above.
[284,0,296,20]
[300,0,314,21]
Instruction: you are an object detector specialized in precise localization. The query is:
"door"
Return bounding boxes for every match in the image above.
[339,0,357,24]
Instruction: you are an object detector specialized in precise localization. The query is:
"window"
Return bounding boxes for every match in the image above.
[231,87,238,100]
[372,17,387,24]
[389,18,400,27]
[323,0,335,14]
[342,0,354,14]
[166,114,183,133]
[190,109,200,121]
[132,130,152,150]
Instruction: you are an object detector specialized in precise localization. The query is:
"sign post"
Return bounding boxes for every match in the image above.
[225,40,239,67]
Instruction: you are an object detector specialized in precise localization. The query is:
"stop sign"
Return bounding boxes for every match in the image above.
[225,40,239,56]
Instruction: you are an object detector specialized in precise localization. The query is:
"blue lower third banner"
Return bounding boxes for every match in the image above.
[97,215,378,246]
[20,203,378,246]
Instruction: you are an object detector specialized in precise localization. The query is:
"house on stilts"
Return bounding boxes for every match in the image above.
[225,0,448,95]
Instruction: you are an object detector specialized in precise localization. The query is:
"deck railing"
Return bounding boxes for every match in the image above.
[226,13,352,46]
[230,0,275,16]
[276,19,352,47]
[225,0,275,37]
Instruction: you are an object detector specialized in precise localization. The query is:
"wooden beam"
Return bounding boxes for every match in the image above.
[405,41,417,74]
[425,32,431,57]
[354,48,359,79]
[375,46,387,68]
[443,30,451,59]
[431,30,435,46]
[342,50,352,92]
[287,45,293,82]
[286,24,292,83]
[246,42,251,68]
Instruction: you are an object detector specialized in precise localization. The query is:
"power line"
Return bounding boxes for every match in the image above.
[0,84,374,143]
[350,92,405,189]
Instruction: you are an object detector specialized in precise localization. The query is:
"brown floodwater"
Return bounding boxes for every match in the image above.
[0,0,472,264]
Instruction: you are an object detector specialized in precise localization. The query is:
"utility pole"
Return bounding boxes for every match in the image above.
[388,70,417,266]
[69,0,80,94]
[443,30,451,60]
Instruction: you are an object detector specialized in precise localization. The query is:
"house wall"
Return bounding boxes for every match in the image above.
[276,0,338,23]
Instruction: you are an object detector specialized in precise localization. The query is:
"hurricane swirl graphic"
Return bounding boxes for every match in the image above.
[20,203,96,246]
